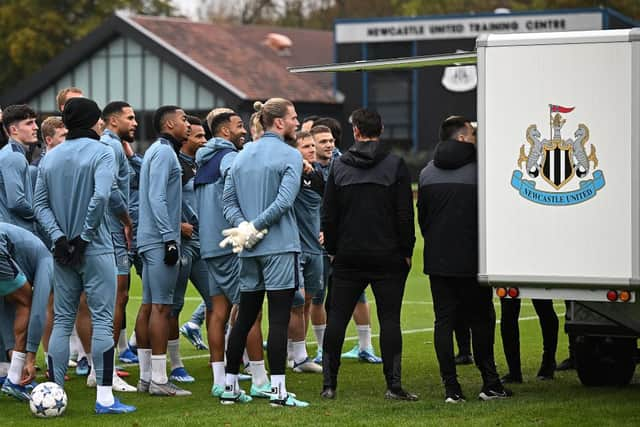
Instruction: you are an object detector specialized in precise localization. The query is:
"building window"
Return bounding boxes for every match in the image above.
[368,71,411,142]
[366,42,413,148]
[26,36,228,150]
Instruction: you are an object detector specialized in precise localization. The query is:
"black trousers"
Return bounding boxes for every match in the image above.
[454,315,472,356]
[226,289,294,376]
[322,267,408,390]
[430,275,500,388]
[500,298,558,375]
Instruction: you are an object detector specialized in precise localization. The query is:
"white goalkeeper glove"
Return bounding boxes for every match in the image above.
[219,227,246,253]
[219,221,268,253]
[238,221,268,248]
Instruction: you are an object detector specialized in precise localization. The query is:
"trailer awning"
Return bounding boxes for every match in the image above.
[288,51,477,73]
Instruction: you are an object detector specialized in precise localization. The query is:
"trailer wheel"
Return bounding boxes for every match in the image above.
[574,336,636,386]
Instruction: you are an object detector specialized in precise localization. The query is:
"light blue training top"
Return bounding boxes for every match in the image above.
[136,135,182,252]
[223,131,303,257]
[34,136,116,255]
[100,129,130,235]
[0,140,37,233]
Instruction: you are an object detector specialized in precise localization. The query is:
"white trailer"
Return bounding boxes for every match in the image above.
[477,29,640,386]
[289,27,640,386]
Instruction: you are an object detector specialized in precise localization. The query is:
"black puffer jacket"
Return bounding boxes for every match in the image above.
[417,140,477,276]
[321,140,415,273]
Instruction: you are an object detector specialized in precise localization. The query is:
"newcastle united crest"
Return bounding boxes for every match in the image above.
[442,51,477,93]
[511,104,605,206]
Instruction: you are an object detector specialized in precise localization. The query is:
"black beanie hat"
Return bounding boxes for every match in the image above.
[62,98,101,131]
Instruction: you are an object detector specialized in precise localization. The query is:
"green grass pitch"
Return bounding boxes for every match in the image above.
[3,232,640,426]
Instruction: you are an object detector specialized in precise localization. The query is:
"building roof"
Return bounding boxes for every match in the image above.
[129,15,336,103]
[0,13,337,108]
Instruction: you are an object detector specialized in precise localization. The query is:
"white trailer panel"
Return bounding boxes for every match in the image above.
[478,29,640,288]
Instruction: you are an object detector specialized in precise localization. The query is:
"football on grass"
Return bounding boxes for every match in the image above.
[29,382,67,418]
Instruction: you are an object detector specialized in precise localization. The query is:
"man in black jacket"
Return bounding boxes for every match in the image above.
[321,108,416,401]
[418,116,512,403]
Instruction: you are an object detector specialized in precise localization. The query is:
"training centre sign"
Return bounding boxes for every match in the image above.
[335,12,602,43]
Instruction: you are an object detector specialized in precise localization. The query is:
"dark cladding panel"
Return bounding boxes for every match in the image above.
[366,42,414,149]
[367,41,412,60]
[336,44,363,109]
[368,70,412,148]
[335,43,363,149]
[336,42,361,62]
[416,38,476,157]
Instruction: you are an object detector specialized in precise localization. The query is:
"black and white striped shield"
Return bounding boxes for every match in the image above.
[541,147,574,189]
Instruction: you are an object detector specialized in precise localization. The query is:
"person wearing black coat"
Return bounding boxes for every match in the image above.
[320,108,416,401]
[417,115,512,403]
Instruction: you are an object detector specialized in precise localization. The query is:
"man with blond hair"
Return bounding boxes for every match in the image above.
[205,108,235,135]
[286,131,324,374]
[40,117,67,151]
[56,87,83,113]
[220,98,308,407]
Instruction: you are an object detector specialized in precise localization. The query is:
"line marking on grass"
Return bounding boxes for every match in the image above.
[128,296,545,307]
[172,312,564,362]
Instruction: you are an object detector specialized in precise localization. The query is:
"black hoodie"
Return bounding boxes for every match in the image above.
[417,139,478,276]
[321,140,415,273]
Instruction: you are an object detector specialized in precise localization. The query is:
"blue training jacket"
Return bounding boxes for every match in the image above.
[223,131,302,257]
[100,129,130,235]
[195,137,237,259]
[136,135,182,252]
[34,136,115,255]
[0,140,37,233]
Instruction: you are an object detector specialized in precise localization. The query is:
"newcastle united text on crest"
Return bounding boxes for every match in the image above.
[511,104,605,206]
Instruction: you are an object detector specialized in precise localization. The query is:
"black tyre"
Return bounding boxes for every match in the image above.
[574,336,636,386]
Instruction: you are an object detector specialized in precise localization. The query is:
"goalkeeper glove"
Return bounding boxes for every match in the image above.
[68,236,89,267]
[219,222,268,253]
[164,240,179,265]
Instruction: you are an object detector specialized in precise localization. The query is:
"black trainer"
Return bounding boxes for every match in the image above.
[320,387,336,399]
[478,384,513,401]
[500,372,523,384]
[384,388,419,401]
[536,360,556,380]
[454,354,474,365]
[556,357,575,371]
[445,385,466,404]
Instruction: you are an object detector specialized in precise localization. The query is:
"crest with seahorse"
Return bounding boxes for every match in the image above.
[517,105,598,190]
[511,104,605,206]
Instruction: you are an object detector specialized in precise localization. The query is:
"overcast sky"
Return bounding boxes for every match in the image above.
[172,0,201,20]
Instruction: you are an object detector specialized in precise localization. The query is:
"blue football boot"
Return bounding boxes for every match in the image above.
[95,397,137,414]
